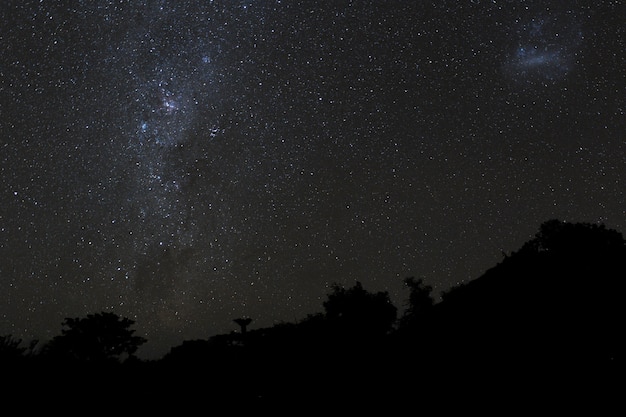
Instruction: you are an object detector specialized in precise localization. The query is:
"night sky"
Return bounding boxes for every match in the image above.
[1,0,624,358]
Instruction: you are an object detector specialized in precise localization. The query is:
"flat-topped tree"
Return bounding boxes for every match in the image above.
[234,317,252,336]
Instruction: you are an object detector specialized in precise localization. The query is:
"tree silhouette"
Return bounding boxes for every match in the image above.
[518,219,625,258]
[323,281,397,339]
[234,317,253,336]
[43,312,146,363]
[399,277,434,330]
[0,335,26,365]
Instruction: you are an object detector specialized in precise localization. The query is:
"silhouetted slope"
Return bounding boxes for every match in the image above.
[387,220,623,410]
[426,221,626,367]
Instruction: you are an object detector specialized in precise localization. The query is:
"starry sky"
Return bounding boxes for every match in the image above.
[1,0,624,358]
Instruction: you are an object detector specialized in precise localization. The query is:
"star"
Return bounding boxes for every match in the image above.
[0,0,623,361]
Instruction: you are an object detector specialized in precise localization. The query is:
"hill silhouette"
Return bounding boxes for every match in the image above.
[2,219,623,411]
[431,219,624,366]
[394,219,624,410]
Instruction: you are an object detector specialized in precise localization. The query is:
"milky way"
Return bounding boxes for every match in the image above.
[1,1,624,358]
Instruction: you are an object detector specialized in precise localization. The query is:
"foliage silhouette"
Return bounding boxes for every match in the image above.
[323,281,397,340]
[398,277,434,330]
[2,219,623,410]
[0,334,24,353]
[0,335,26,367]
[42,311,146,363]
